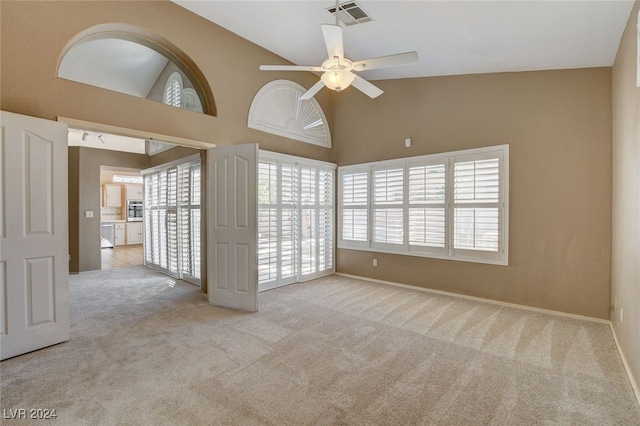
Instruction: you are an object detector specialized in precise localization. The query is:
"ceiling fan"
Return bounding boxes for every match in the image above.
[259,2,418,100]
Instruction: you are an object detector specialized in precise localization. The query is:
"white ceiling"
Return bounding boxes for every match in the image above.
[68,129,146,154]
[173,0,634,81]
[58,39,169,98]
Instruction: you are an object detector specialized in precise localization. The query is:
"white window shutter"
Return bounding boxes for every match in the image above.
[337,145,508,265]
[258,152,336,290]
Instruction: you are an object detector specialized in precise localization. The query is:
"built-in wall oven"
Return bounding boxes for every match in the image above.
[126,200,143,222]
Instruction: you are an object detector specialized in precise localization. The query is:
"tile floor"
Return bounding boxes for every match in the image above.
[101,245,143,270]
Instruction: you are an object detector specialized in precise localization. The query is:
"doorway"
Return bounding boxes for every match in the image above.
[66,122,207,291]
[100,166,144,270]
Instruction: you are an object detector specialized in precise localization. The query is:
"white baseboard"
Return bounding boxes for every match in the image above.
[609,323,640,407]
[335,273,610,324]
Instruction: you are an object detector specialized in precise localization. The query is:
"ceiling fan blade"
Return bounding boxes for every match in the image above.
[299,80,326,101]
[351,74,383,99]
[260,65,323,72]
[353,51,419,71]
[321,24,344,61]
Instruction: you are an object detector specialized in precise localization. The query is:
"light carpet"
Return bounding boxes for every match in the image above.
[1,266,639,425]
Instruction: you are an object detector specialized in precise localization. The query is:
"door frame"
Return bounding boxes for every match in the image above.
[59,117,214,294]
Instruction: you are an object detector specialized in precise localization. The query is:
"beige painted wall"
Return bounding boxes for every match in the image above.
[0,1,620,322]
[333,68,613,319]
[0,1,332,161]
[612,1,640,393]
[2,0,334,274]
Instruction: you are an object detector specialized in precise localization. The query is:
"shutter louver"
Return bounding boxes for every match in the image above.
[408,164,446,250]
[338,145,507,265]
[281,164,297,280]
[258,153,335,289]
[300,167,317,276]
[341,171,368,242]
[143,156,202,282]
[258,161,278,284]
[454,157,500,252]
[373,168,403,245]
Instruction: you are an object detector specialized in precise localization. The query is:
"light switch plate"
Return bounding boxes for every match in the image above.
[85,211,94,218]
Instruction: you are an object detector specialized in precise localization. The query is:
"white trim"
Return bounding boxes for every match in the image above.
[340,144,509,168]
[337,246,510,266]
[58,117,215,149]
[610,323,640,406]
[257,153,336,291]
[338,144,509,266]
[335,273,610,324]
[259,150,336,169]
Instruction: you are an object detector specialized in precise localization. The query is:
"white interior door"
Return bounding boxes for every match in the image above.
[0,111,70,360]
[207,144,258,311]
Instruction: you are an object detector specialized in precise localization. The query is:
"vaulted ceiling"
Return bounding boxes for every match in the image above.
[173,0,634,81]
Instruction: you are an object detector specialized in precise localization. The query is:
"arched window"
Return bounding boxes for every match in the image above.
[57,24,216,115]
[163,72,183,108]
[183,89,204,113]
[248,80,331,147]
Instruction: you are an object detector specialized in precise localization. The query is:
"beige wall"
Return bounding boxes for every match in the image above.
[333,68,613,319]
[0,1,332,161]
[68,147,149,272]
[612,2,640,393]
[0,1,622,322]
[2,0,334,274]
[147,146,203,168]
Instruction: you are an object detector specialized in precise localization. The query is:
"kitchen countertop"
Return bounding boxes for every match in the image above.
[101,219,126,223]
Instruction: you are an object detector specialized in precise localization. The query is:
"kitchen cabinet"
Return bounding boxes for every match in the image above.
[126,184,143,201]
[114,223,125,246]
[126,222,143,245]
[103,184,122,207]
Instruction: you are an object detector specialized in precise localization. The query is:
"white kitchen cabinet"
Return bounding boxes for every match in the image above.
[126,222,143,245]
[126,184,143,201]
[114,223,125,246]
[103,184,122,207]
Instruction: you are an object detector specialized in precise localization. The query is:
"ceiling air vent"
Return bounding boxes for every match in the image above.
[327,1,374,26]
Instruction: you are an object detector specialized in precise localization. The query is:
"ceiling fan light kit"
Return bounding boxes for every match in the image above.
[259,1,418,101]
[321,67,355,92]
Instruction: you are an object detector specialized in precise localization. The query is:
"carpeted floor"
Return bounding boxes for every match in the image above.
[1,266,639,425]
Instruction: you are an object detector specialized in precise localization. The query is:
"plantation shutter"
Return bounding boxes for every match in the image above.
[280,163,298,281]
[318,169,334,271]
[452,152,503,260]
[372,167,404,248]
[257,152,335,291]
[337,144,508,265]
[176,161,201,284]
[300,166,317,276]
[340,169,368,247]
[258,160,278,285]
[408,162,446,254]
[143,154,202,283]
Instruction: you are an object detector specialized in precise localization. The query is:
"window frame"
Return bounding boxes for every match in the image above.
[338,145,509,266]
[142,154,202,284]
[258,150,337,291]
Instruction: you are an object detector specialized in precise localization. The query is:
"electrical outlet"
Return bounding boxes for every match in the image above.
[620,308,624,323]
[372,259,377,267]
[85,210,94,218]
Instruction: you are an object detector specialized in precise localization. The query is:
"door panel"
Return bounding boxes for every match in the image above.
[208,144,258,311]
[0,111,69,360]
